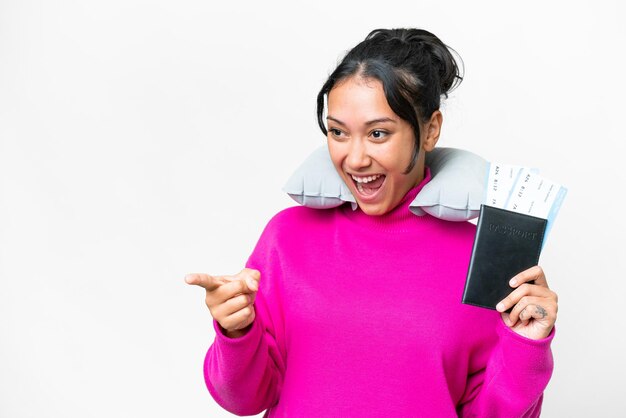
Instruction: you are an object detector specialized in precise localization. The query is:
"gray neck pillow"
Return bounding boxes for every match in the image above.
[282,145,488,222]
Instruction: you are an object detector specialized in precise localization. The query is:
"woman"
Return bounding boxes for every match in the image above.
[185,28,558,417]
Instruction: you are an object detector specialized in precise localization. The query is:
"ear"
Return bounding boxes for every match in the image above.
[422,110,443,152]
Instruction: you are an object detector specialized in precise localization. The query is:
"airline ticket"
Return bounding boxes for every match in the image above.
[484,163,567,250]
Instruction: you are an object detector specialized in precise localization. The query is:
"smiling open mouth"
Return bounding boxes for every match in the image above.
[352,174,386,196]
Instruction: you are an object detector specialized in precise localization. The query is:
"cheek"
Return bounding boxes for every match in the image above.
[369,146,401,170]
[388,141,415,169]
[327,143,344,168]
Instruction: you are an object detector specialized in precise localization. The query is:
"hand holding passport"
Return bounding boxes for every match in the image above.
[462,163,567,313]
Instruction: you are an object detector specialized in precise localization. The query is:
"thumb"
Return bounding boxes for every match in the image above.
[237,268,260,292]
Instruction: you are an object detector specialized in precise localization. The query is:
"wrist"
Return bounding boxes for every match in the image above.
[223,323,253,338]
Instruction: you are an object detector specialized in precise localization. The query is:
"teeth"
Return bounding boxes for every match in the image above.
[351,174,383,184]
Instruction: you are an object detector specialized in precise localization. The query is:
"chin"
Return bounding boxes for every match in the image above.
[358,203,388,216]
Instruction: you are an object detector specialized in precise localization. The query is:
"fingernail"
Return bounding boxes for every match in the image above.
[509,278,517,286]
[184,275,192,284]
[247,278,257,290]
[496,302,505,312]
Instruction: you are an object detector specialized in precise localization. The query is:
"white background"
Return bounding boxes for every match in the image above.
[1,0,624,417]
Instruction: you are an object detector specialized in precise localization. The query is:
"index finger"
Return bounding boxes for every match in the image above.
[184,273,228,291]
[509,265,548,288]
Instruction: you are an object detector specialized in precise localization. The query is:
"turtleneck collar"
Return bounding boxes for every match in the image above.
[340,166,436,232]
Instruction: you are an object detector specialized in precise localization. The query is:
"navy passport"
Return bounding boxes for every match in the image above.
[462,204,547,312]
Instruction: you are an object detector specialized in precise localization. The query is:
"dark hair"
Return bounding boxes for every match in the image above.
[316,28,464,174]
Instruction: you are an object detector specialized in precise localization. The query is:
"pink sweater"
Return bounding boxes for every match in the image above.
[204,169,555,417]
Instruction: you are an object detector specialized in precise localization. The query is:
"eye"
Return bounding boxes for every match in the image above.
[371,130,388,140]
[329,128,343,138]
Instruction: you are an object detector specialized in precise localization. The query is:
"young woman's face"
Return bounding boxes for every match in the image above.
[326,75,431,216]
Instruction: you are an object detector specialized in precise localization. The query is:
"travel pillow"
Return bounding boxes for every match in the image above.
[282,145,488,221]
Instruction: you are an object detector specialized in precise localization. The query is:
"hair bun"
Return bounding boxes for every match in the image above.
[366,28,464,97]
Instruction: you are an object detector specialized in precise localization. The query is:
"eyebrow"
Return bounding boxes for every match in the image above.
[326,116,397,126]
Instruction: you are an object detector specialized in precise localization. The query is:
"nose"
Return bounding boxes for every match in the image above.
[346,137,372,170]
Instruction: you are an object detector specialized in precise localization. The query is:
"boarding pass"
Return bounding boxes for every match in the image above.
[484,163,567,250]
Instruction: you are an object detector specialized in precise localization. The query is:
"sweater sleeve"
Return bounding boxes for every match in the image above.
[457,317,555,418]
[203,216,288,416]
